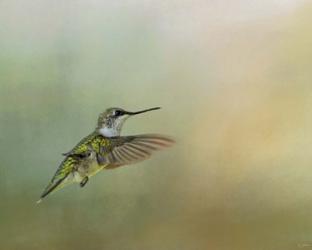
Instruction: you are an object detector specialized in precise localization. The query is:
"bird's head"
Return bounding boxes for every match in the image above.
[96,107,161,137]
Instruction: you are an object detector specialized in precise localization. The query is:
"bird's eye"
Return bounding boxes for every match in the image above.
[114,110,123,116]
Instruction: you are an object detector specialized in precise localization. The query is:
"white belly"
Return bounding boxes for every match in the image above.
[74,160,105,183]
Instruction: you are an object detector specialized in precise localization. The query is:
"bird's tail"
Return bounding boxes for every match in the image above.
[37,157,77,203]
[37,178,67,203]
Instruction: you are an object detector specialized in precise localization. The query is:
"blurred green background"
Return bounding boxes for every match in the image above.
[1,1,312,249]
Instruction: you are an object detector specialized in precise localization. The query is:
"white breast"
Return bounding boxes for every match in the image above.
[99,127,118,137]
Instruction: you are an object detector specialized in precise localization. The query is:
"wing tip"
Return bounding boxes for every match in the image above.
[136,134,176,147]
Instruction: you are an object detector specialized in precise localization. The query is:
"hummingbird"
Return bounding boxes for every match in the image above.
[38,107,174,203]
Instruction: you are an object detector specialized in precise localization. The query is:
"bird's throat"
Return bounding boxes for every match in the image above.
[99,127,119,137]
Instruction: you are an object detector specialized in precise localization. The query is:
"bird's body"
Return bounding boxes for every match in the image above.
[38,107,174,202]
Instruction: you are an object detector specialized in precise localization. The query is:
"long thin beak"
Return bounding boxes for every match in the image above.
[125,107,161,115]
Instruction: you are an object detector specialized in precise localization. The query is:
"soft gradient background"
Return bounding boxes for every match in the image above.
[1,1,312,250]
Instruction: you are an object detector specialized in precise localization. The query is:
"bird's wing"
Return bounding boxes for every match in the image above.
[100,134,175,169]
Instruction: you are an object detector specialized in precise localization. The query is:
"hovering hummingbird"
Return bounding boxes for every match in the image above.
[38,107,174,203]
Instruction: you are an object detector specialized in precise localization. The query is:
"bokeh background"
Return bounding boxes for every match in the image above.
[1,1,312,249]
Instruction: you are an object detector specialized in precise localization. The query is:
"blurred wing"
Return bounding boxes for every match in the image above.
[103,134,175,169]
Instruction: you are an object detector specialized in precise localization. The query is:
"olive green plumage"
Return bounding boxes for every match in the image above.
[38,107,174,203]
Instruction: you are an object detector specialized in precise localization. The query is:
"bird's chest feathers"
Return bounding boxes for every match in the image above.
[99,127,118,137]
